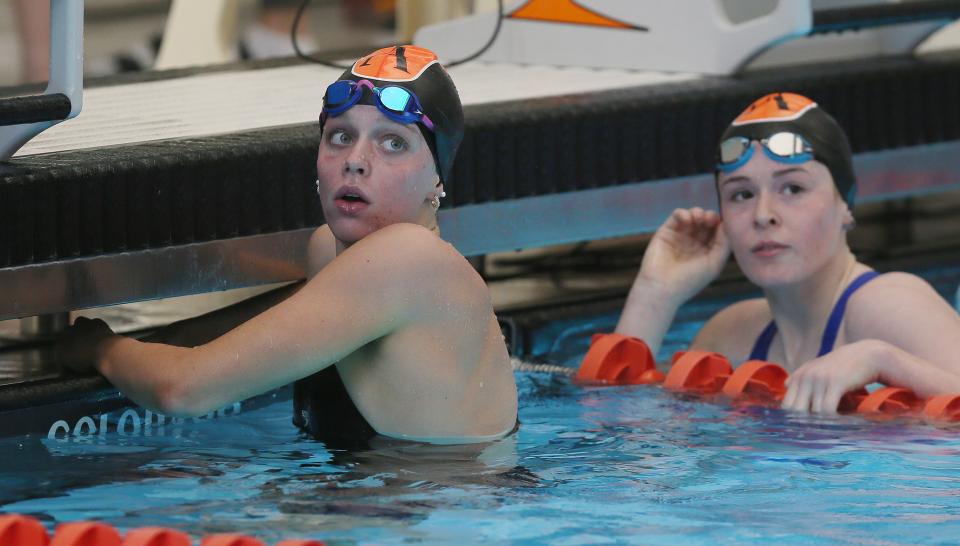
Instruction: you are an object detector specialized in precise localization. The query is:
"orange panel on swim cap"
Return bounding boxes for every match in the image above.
[352,45,439,82]
[732,92,818,126]
[510,0,636,29]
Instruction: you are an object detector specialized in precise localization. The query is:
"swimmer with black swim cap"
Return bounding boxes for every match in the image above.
[617,92,960,413]
[322,45,463,186]
[718,92,856,206]
[61,46,518,446]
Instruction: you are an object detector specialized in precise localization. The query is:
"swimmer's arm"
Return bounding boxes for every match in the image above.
[782,339,960,413]
[615,278,683,356]
[95,224,445,417]
[846,272,960,377]
[784,273,960,412]
[616,208,730,355]
[865,341,960,396]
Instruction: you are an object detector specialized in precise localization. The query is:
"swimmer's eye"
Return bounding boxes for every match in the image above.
[728,189,753,203]
[782,183,805,196]
[328,130,352,146]
[380,135,408,153]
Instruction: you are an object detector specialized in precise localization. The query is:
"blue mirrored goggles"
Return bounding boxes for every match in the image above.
[320,79,435,131]
[716,132,814,173]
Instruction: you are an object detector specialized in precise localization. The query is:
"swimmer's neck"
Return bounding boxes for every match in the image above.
[762,248,858,358]
[335,220,441,255]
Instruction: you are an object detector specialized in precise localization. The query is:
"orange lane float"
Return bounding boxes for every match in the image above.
[576,333,665,385]
[201,535,265,546]
[0,515,327,546]
[720,359,788,401]
[52,522,122,546]
[856,386,924,415]
[577,333,960,422]
[122,527,192,546]
[0,514,49,546]
[923,394,960,420]
[663,351,733,394]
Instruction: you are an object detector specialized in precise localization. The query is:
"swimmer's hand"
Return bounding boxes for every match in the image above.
[781,340,882,414]
[616,208,730,352]
[638,208,730,303]
[57,317,118,375]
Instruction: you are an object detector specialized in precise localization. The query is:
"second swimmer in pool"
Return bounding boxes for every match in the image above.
[617,92,960,414]
[59,46,518,446]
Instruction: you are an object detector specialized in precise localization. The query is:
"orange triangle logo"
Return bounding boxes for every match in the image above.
[509,0,646,31]
[732,93,818,126]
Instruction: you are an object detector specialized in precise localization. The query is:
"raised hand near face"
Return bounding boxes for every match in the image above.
[638,207,731,304]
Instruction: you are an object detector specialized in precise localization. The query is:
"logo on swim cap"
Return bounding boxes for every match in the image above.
[352,46,439,83]
[732,93,818,126]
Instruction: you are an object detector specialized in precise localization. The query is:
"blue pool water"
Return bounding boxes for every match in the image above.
[4,262,960,544]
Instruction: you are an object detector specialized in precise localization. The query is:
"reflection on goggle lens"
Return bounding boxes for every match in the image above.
[717,132,813,172]
[379,87,413,113]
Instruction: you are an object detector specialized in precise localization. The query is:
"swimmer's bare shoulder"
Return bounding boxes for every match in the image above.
[302,223,489,332]
[843,271,960,368]
[689,298,770,363]
[353,222,486,289]
[308,223,482,296]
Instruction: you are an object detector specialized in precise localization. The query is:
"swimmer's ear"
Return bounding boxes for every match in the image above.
[429,182,447,210]
[841,206,856,231]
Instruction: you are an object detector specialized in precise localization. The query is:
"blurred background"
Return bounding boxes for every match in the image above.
[3,0,952,87]
[0,0,392,87]
[0,0,517,87]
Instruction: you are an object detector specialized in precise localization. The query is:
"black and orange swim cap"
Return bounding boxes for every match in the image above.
[323,45,464,184]
[719,92,856,205]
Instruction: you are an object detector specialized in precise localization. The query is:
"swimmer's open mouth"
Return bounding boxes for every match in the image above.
[334,186,371,204]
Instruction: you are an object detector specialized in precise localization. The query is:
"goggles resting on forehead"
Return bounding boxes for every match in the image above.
[320,79,435,131]
[716,132,814,173]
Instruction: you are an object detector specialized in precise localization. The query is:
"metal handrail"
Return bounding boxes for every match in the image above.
[0,0,83,161]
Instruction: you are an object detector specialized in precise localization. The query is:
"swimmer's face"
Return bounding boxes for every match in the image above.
[717,143,853,288]
[317,105,441,245]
